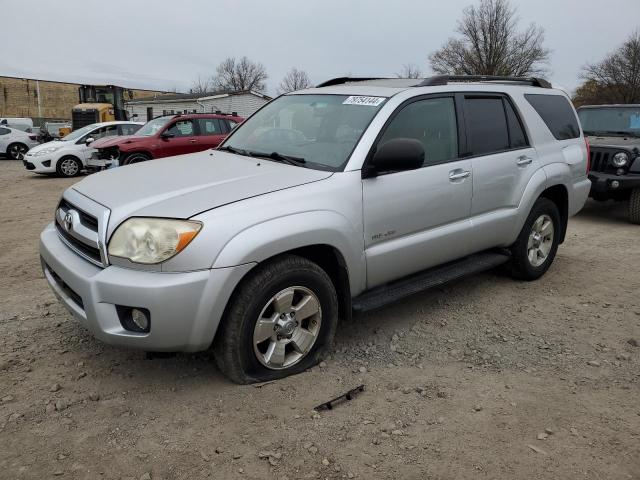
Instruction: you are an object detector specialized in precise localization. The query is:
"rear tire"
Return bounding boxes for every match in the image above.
[56,156,82,177]
[629,188,640,225]
[508,198,561,281]
[123,152,151,165]
[213,255,338,384]
[7,143,28,160]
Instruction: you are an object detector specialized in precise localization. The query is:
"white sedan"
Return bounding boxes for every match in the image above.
[0,125,40,160]
[24,121,142,177]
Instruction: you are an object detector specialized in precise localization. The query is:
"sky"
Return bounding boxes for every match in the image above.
[2,0,639,96]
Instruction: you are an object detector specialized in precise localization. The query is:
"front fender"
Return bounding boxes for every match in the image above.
[212,210,366,295]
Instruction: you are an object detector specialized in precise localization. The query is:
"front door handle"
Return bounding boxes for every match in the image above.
[517,155,533,166]
[449,169,471,181]
[189,139,197,143]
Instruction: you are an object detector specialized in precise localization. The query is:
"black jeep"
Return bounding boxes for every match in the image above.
[578,105,640,224]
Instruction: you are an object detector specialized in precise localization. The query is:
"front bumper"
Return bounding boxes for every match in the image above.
[24,154,55,173]
[40,222,254,352]
[588,172,640,196]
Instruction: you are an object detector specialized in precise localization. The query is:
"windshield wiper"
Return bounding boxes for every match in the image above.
[246,150,307,167]
[218,145,250,156]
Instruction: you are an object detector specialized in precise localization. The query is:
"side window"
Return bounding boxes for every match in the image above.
[465,97,510,155]
[378,97,458,167]
[166,120,194,137]
[196,118,222,135]
[0,127,10,135]
[525,94,580,140]
[504,99,529,148]
[91,126,118,141]
[228,120,238,131]
[119,124,141,136]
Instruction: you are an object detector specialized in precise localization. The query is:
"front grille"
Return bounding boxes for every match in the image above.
[55,222,102,264]
[590,150,610,173]
[55,198,105,267]
[59,199,99,231]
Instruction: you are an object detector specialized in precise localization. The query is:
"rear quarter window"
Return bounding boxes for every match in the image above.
[525,94,580,140]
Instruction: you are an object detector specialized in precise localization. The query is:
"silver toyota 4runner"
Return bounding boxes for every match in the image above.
[40,75,590,383]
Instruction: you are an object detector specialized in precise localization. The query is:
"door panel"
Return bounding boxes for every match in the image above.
[363,160,473,287]
[196,118,226,149]
[464,95,539,251]
[361,95,472,289]
[158,120,199,157]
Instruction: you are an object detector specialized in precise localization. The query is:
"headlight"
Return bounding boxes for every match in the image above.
[34,146,63,156]
[108,218,202,264]
[612,152,629,167]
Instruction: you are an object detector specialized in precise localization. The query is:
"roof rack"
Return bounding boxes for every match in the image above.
[315,77,393,88]
[418,75,552,88]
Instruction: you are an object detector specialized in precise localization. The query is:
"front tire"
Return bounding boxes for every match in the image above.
[629,188,640,224]
[213,255,338,384]
[122,152,151,165]
[56,156,82,177]
[508,198,561,281]
[7,143,28,160]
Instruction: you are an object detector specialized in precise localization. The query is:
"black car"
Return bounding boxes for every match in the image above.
[577,105,640,224]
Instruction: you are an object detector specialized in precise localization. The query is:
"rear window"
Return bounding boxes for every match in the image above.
[525,94,580,140]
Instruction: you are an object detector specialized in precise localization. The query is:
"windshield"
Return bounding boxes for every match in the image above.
[62,124,99,142]
[578,107,640,136]
[136,116,173,136]
[221,94,387,171]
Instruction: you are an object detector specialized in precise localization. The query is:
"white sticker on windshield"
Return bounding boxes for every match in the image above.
[342,96,385,107]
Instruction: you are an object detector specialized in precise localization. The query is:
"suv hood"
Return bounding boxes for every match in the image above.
[72,151,333,232]
[586,134,640,148]
[90,135,144,149]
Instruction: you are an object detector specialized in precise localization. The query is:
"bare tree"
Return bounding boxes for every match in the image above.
[429,0,550,77]
[212,56,268,92]
[277,68,312,94]
[396,64,423,79]
[581,30,640,104]
[189,75,214,94]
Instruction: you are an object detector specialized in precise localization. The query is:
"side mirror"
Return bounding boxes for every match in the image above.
[160,131,174,139]
[85,137,95,145]
[365,138,425,177]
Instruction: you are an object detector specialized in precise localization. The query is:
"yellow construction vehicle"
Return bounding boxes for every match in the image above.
[71,85,134,130]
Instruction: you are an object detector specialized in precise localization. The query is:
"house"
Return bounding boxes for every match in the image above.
[125,90,272,121]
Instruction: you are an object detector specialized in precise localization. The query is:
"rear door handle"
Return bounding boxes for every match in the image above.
[517,155,533,166]
[189,139,197,143]
[449,169,471,181]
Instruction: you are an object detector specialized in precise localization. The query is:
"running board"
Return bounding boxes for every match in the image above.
[352,251,510,313]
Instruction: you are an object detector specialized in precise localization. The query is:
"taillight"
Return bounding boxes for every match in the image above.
[585,137,591,174]
[29,135,38,141]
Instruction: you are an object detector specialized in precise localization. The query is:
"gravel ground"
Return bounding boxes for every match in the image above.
[0,160,638,480]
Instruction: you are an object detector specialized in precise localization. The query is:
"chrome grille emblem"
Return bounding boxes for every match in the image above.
[63,212,73,232]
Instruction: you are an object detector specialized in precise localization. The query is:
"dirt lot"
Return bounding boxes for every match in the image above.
[0,159,638,480]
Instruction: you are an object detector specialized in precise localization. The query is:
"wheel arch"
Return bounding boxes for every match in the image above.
[539,184,569,243]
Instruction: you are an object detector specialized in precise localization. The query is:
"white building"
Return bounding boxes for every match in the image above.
[125,90,272,121]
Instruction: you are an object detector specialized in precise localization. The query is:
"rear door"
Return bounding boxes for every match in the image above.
[362,95,473,288]
[195,118,227,149]
[464,94,539,251]
[157,119,199,157]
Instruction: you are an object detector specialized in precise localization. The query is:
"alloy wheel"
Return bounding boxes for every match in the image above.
[527,214,554,267]
[253,286,322,370]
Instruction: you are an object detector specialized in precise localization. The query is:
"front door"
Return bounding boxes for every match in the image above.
[158,119,199,157]
[362,95,473,288]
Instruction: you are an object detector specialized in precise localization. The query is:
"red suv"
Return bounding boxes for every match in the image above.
[90,113,243,165]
